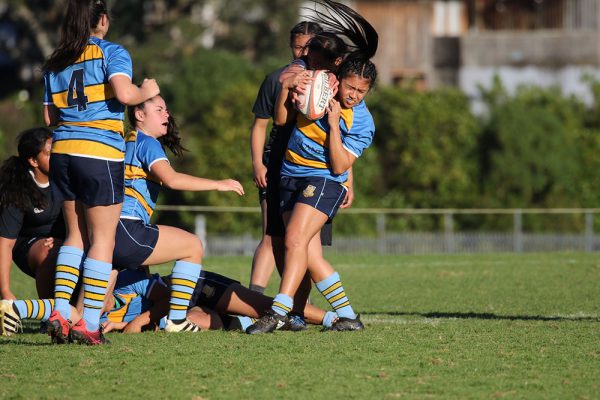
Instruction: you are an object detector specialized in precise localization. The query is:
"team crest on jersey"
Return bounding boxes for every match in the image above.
[303,185,316,198]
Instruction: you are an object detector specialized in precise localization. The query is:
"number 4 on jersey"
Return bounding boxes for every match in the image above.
[67,69,89,111]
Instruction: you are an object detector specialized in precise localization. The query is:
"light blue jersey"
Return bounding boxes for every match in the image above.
[281,100,375,183]
[43,36,132,161]
[121,130,168,223]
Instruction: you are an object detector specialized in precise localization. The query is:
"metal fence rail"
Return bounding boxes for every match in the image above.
[155,205,600,255]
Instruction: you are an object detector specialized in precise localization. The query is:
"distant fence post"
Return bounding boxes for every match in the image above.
[376,214,386,254]
[195,214,207,255]
[444,212,455,253]
[513,210,523,253]
[585,211,594,252]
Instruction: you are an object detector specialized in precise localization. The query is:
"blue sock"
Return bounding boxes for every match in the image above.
[81,258,111,331]
[236,316,254,331]
[13,299,55,320]
[271,293,293,316]
[322,311,338,327]
[168,260,202,321]
[53,246,84,319]
[315,272,357,319]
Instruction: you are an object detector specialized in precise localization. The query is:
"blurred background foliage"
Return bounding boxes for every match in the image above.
[1,0,600,235]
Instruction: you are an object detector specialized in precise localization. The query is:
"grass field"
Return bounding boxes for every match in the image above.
[1,253,598,399]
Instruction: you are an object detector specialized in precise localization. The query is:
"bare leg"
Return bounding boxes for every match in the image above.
[142,225,203,265]
[250,199,276,289]
[28,238,62,299]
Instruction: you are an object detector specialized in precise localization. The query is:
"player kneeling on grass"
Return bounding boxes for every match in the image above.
[246,0,378,334]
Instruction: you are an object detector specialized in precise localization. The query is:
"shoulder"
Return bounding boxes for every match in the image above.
[95,38,130,57]
[351,101,375,130]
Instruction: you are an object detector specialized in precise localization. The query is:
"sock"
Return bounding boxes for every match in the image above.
[249,284,266,294]
[168,260,202,321]
[13,299,55,320]
[315,272,357,319]
[271,293,293,317]
[81,258,112,331]
[53,246,84,319]
[322,311,338,327]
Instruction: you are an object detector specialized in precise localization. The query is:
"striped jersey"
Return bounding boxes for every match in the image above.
[100,269,164,327]
[281,100,375,183]
[43,36,132,161]
[121,130,168,223]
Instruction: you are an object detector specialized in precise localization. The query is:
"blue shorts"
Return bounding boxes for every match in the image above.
[279,175,347,220]
[113,218,159,269]
[189,271,239,309]
[50,153,124,206]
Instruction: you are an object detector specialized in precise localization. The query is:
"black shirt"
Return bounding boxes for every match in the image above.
[0,184,65,241]
[252,66,295,172]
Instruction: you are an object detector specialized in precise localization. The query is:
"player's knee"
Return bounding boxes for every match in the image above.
[285,229,306,252]
[186,235,203,263]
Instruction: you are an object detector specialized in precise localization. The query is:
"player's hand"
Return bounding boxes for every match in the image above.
[327,73,339,97]
[141,78,160,98]
[340,185,354,209]
[253,163,268,189]
[101,321,128,333]
[123,319,144,334]
[217,179,245,196]
[327,98,341,123]
[43,237,55,249]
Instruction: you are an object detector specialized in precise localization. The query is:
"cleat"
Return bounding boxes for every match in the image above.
[165,318,201,333]
[246,310,287,335]
[47,310,71,344]
[0,300,22,336]
[70,319,109,345]
[279,312,307,332]
[322,314,364,332]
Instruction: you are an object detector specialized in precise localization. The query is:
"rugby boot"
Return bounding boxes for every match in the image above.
[246,310,287,334]
[0,300,22,336]
[47,310,71,344]
[71,319,110,345]
[278,312,307,332]
[322,314,364,332]
[165,318,201,332]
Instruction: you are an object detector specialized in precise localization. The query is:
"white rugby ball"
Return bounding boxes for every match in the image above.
[295,70,334,121]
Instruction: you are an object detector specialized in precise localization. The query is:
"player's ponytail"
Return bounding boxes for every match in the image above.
[43,0,109,72]
[0,128,52,211]
[304,0,379,86]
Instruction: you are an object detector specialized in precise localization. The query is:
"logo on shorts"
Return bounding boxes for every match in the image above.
[33,208,44,214]
[201,284,215,299]
[303,185,316,198]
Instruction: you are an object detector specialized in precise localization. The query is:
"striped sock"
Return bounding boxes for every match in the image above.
[271,293,293,316]
[168,261,202,321]
[13,299,55,321]
[53,246,84,319]
[316,272,357,319]
[81,258,111,332]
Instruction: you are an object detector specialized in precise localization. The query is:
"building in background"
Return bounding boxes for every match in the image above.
[353,0,600,105]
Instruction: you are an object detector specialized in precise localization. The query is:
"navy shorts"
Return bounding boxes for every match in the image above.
[280,175,347,220]
[189,271,239,309]
[113,218,159,269]
[12,237,41,278]
[50,153,124,206]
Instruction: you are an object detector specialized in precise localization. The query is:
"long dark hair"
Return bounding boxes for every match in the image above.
[304,0,378,86]
[0,128,52,211]
[127,99,187,158]
[289,21,323,43]
[43,0,109,72]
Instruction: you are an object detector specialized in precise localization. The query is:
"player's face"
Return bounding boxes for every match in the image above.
[337,73,371,109]
[32,138,51,176]
[141,96,170,137]
[290,34,313,59]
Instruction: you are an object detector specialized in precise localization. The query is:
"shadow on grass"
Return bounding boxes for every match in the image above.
[362,311,600,322]
[0,338,54,346]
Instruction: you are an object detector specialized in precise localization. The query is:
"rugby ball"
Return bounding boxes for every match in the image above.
[295,70,334,121]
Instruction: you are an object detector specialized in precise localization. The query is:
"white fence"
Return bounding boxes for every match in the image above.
[155,205,600,255]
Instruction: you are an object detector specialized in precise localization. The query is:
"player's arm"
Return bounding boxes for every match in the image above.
[326,99,357,175]
[43,104,60,127]
[150,160,244,195]
[109,76,160,106]
[0,237,17,300]
[250,117,270,189]
[340,167,355,209]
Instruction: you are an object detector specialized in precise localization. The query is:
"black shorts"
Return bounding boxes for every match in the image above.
[113,218,159,269]
[11,237,40,278]
[50,153,124,206]
[190,271,239,309]
[280,175,347,220]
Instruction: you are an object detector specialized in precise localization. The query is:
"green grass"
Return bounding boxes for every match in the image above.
[1,253,599,399]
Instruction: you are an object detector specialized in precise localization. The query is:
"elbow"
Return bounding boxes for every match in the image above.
[115,91,135,106]
[331,164,348,176]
